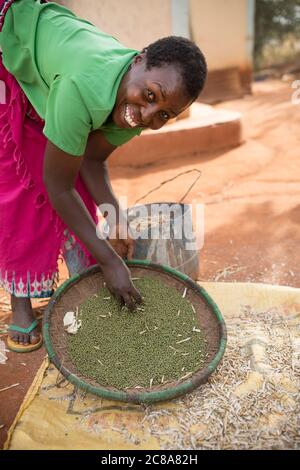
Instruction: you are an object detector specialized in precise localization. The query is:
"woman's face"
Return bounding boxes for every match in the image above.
[112,53,192,130]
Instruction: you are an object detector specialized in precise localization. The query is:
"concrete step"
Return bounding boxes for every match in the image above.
[109,103,243,169]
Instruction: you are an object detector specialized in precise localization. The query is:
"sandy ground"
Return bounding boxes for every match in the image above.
[0,79,299,448]
[109,79,300,288]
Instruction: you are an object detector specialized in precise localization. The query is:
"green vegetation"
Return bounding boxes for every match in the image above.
[255,0,300,68]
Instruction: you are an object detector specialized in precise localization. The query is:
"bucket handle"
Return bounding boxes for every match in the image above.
[133,168,202,205]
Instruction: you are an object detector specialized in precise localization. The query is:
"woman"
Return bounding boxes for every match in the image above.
[0,0,207,352]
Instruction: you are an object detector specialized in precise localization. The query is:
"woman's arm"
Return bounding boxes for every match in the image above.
[79,130,121,218]
[43,140,141,310]
[80,130,133,257]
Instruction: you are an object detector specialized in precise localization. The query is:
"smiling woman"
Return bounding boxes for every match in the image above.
[0,0,207,352]
[114,63,189,130]
[113,60,191,130]
[112,37,207,130]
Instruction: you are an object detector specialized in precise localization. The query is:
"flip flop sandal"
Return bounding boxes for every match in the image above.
[7,319,43,353]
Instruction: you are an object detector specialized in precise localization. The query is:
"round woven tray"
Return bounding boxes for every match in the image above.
[43,260,227,404]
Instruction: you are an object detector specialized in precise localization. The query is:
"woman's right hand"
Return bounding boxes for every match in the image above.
[100,256,142,311]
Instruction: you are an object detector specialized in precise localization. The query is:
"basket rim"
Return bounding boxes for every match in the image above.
[43,259,227,404]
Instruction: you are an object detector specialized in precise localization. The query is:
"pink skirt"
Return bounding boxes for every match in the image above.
[0,1,97,298]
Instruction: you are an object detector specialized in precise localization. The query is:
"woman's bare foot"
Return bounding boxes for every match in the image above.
[9,295,40,345]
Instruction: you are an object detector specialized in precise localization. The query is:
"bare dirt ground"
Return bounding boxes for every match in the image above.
[109,79,300,288]
[0,79,299,448]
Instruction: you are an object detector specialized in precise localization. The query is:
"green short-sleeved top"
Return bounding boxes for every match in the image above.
[0,0,143,155]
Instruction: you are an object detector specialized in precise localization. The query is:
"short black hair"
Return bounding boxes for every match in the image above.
[142,36,207,101]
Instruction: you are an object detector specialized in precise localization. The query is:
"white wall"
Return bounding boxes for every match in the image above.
[60,0,172,50]
[190,0,252,71]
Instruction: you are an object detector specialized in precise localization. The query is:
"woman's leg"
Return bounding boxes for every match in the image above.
[10,296,39,345]
[62,178,98,278]
[0,60,97,348]
[0,59,61,347]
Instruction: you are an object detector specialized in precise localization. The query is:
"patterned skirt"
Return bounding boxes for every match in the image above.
[0,0,97,298]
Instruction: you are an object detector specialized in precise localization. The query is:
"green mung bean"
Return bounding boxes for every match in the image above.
[67,276,207,389]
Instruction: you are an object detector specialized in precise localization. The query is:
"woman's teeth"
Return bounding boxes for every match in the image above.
[125,105,137,127]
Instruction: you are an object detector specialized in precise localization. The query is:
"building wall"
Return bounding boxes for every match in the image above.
[189,0,254,101]
[59,0,172,50]
[58,0,254,102]
[189,0,251,71]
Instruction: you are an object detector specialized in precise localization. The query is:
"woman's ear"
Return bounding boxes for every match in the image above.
[133,51,147,65]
